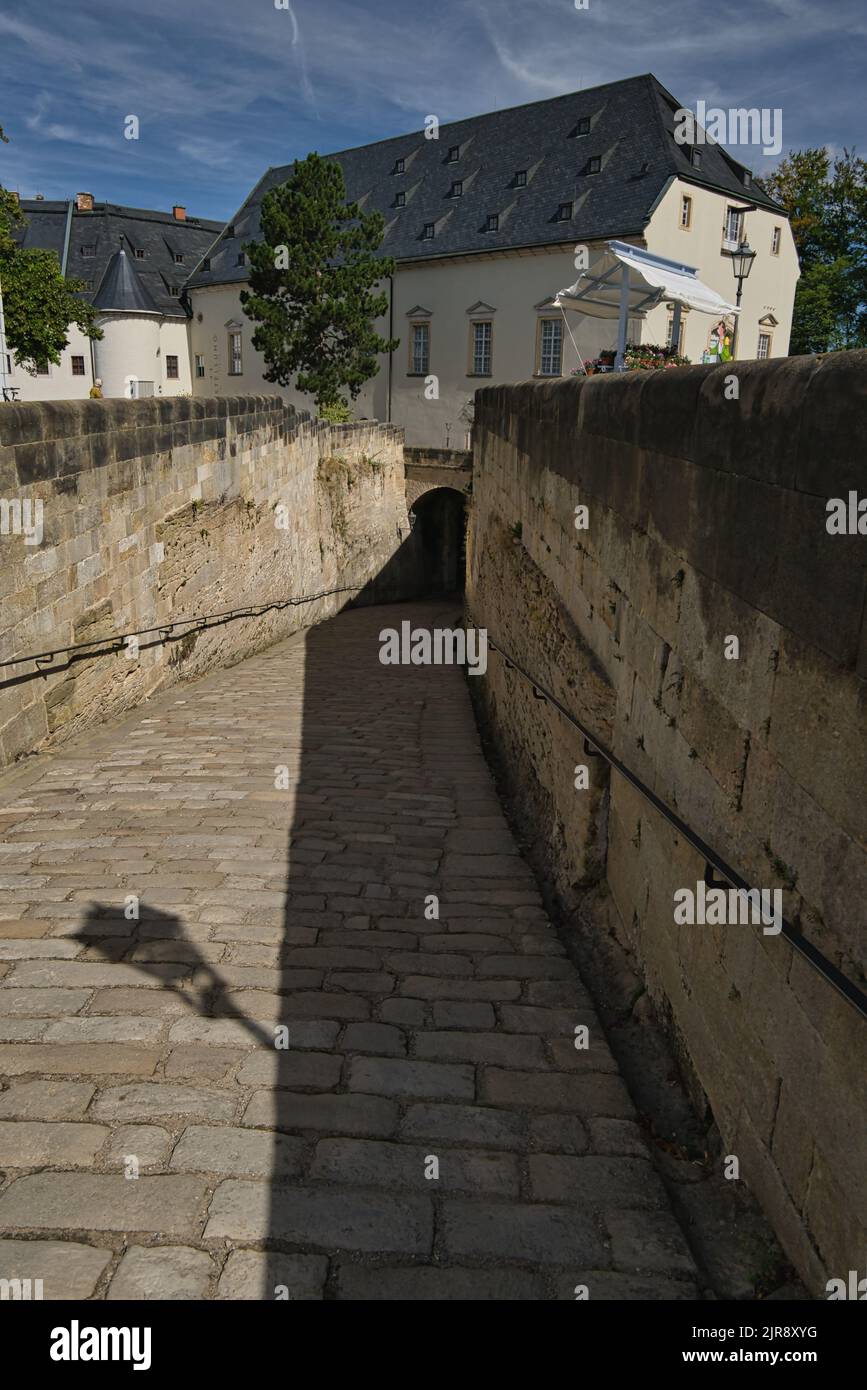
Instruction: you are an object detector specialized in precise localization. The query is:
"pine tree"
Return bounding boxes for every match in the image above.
[240,153,398,412]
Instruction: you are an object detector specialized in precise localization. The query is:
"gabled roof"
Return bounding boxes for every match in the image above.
[186,72,784,292]
[14,200,223,317]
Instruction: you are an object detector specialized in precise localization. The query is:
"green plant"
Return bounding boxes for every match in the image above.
[319,400,352,424]
[240,152,398,410]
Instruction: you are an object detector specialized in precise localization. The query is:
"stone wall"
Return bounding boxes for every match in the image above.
[467,353,867,1293]
[0,396,410,767]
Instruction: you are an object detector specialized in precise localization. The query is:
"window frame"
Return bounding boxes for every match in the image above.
[194,353,205,379]
[486,213,499,232]
[680,194,693,229]
[408,320,430,376]
[514,170,527,188]
[450,180,463,198]
[447,144,460,163]
[422,222,435,240]
[468,319,493,377]
[558,201,573,222]
[228,330,243,376]
[536,316,563,377]
[71,355,86,377]
[771,226,781,256]
[757,331,772,360]
[586,155,601,174]
[165,354,179,380]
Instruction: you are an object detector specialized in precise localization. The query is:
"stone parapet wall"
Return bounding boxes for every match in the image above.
[0,396,410,766]
[467,353,867,1293]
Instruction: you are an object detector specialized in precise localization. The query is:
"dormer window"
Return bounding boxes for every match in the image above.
[450,180,463,197]
[202,258,211,271]
[558,201,573,221]
[394,157,405,174]
[486,213,499,232]
[134,248,145,260]
[586,156,601,174]
[226,224,235,238]
[575,117,591,136]
[422,222,435,240]
[174,252,184,264]
[395,191,406,208]
[168,285,180,297]
[447,145,460,162]
[691,147,702,169]
[743,171,752,187]
[514,170,527,188]
[80,244,96,257]
[236,252,246,266]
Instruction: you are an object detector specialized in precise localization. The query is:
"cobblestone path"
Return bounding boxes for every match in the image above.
[0,601,700,1299]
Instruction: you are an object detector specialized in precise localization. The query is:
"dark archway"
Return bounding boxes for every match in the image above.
[408,487,466,596]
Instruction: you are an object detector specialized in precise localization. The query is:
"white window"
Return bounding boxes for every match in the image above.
[228,331,242,375]
[680,195,692,229]
[410,322,429,374]
[538,318,563,376]
[195,354,205,378]
[771,226,781,255]
[724,207,743,247]
[471,321,492,375]
[757,332,771,360]
[665,311,685,352]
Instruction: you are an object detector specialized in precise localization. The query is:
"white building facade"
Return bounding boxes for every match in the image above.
[186,74,799,447]
[4,194,222,403]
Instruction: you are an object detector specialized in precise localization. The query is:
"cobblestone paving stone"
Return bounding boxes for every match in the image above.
[0,601,700,1300]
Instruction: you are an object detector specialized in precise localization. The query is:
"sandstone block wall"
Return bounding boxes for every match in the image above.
[0,396,410,767]
[467,353,867,1292]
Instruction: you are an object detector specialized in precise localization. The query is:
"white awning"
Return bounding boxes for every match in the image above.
[554,240,740,319]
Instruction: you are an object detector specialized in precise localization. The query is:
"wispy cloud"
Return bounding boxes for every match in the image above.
[0,0,863,219]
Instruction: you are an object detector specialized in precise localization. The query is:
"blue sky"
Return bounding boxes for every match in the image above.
[1,0,865,223]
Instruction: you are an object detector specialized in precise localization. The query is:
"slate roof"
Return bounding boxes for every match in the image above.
[186,72,784,292]
[14,200,223,317]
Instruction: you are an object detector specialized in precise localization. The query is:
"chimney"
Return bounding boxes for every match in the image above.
[76,192,95,212]
[173,204,186,221]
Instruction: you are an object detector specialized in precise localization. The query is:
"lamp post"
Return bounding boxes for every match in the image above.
[728,239,756,360]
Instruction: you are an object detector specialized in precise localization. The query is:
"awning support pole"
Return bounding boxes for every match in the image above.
[614,264,630,371]
[671,301,682,355]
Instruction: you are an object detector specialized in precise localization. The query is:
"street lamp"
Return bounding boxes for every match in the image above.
[728,239,756,359]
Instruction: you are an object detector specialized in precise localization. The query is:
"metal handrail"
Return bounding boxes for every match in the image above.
[0,586,363,673]
[465,613,867,1023]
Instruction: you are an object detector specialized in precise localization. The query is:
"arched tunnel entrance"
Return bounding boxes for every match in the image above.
[408,487,467,596]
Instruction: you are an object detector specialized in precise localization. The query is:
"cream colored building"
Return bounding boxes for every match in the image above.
[186,74,799,446]
[4,195,222,402]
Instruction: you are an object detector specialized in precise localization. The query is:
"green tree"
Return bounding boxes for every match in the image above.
[762,147,867,353]
[240,152,397,412]
[1,136,102,373]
